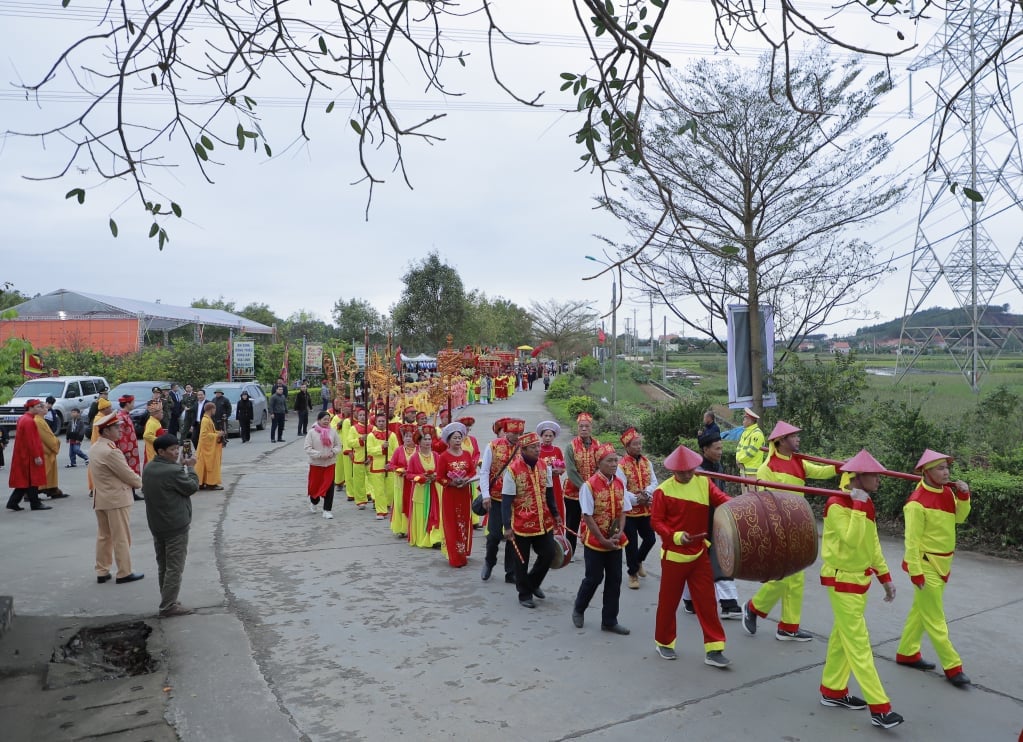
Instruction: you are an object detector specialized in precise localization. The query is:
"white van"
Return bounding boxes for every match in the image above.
[0,376,109,434]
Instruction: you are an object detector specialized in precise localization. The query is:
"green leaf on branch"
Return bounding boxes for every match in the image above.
[244,96,257,110]
[61,0,70,6]
[318,36,328,54]
[721,245,741,256]
[65,188,85,204]
[350,119,363,135]
[326,101,334,113]
[963,187,984,202]
[264,143,272,157]
[149,222,159,238]
[560,73,577,81]
[194,143,208,161]
[151,72,158,87]
[158,229,168,250]
[109,219,118,237]
[171,202,182,218]
[200,135,213,150]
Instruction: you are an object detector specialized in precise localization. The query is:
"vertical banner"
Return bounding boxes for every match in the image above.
[232,340,255,379]
[727,304,777,409]
[354,346,367,369]
[304,343,323,377]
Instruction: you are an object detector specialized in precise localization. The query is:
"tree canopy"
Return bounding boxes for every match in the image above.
[332,298,388,345]
[529,299,598,364]
[392,251,467,352]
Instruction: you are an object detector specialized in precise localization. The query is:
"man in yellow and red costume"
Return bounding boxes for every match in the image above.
[563,412,602,553]
[652,444,731,667]
[819,449,904,730]
[743,420,837,641]
[344,405,370,509]
[572,443,630,634]
[501,431,562,609]
[479,418,522,583]
[895,448,972,688]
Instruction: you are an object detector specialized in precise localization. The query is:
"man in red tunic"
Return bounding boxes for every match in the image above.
[563,412,602,553]
[651,444,731,667]
[6,399,52,511]
[479,418,523,583]
[572,443,630,634]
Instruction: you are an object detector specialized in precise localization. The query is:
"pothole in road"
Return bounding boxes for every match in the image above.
[51,620,158,683]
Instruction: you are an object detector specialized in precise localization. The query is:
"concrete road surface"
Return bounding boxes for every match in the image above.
[2,389,1021,741]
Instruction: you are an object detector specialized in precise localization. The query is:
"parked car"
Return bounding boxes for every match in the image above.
[107,381,176,437]
[204,382,268,436]
[0,376,109,435]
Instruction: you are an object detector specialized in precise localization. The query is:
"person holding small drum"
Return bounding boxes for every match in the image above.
[571,443,630,634]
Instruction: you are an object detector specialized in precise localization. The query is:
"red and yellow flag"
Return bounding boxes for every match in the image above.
[23,351,44,378]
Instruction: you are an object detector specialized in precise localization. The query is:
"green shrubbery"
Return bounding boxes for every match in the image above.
[566,395,600,419]
[959,469,1023,547]
[639,397,711,456]
[574,355,600,380]
[545,373,576,400]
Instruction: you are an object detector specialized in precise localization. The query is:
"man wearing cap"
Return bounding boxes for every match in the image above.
[211,390,232,442]
[6,400,52,511]
[501,431,562,608]
[734,408,765,488]
[895,449,972,688]
[344,405,370,509]
[617,427,657,591]
[572,443,630,633]
[563,412,602,553]
[142,433,199,617]
[819,449,903,730]
[743,420,837,642]
[479,418,523,582]
[87,386,109,428]
[90,413,144,584]
[651,444,732,667]
[142,402,165,465]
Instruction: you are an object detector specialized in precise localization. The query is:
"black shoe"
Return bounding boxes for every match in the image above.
[683,600,695,615]
[6,505,24,512]
[481,563,493,581]
[133,494,145,501]
[519,598,536,609]
[572,611,584,628]
[532,587,545,600]
[776,628,814,642]
[871,711,905,729]
[115,572,145,584]
[820,694,867,710]
[48,493,70,499]
[742,600,757,636]
[947,671,971,687]
[898,657,936,671]
[97,574,111,584]
[504,574,515,584]
[601,624,630,635]
[30,504,53,511]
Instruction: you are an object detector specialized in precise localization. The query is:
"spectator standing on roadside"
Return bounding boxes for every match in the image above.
[189,389,207,449]
[90,412,144,584]
[87,386,109,427]
[236,391,254,443]
[320,380,331,413]
[269,386,288,443]
[65,408,89,468]
[294,383,313,437]
[6,400,52,511]
[37,399,67,499]
[195,401,225,490]
[142,433,199,617]
[211,390,232,434]
[734,408,765,488]
[43,396,61,434]
[168,383,183,437]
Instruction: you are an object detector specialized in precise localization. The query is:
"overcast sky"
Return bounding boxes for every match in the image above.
[2,1,1018,341]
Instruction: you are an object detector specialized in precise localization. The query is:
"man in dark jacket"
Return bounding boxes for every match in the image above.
[269,387,288,442]
[294,383,313,437]
[142,433,199,617]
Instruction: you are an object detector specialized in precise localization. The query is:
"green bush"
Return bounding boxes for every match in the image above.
[990,446,1023,474]
[575,356,600,380]
[596,403,643,438]
[628,365,650,383]
[639,397,711,456]
[955,469,1023,547]
[545,373,576,400]
[566,395,600,419]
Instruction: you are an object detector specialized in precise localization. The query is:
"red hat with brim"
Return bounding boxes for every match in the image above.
[24,399,43,409]
[663,445,704,472]
[576,412,593,423]
[839,449,886,474]
[595,443,618,463]
[517,432,540,448]
[457,416,475,427]
[620,427,640,447]
[915,448,953,473]
[504,418,526,435]
[768,421,801,442]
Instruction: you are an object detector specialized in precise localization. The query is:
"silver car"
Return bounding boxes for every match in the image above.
[205,382,269,436]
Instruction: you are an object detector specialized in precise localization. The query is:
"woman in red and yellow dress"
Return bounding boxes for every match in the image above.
[458,416,483,529]
[405,426,442,548]
[437,422,477,567]
[387,424,417,538]
[536,420,567,523]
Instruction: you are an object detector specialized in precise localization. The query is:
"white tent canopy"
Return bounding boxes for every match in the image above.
[405,353,436,363]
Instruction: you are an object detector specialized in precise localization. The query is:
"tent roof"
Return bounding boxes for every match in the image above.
[6,289,274,334]
[405,353,435,362]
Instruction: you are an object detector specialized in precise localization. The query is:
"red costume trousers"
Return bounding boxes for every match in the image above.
[655,552,726,653]
[440,486,473,567]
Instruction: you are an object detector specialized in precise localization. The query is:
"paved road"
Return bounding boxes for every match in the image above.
[2,390,1022,740]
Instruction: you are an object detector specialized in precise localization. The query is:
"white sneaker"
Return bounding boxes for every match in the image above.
[322,510,333,519]
[309,502,318,513]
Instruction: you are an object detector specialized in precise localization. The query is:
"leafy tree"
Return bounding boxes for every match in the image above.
[529,299,598,365]
[392,252,466,352]
[461,292,534,349]
[332,298,387,345]
[0,284,30,311]
[16,1,993,248]
[238,303,280,337]
[278,310,334,343]
[604,48,906,413]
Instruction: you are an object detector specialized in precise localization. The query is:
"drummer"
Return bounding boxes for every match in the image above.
[651,444,732,667]
[571,443,630,635]
[819,449,903,730]
[742,421,837,642]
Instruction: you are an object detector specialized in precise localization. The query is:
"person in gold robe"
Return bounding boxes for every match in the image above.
[194,402,224,490]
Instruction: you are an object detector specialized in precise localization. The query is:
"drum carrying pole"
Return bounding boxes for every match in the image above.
[694,469,845,498]
[758,448,920,483]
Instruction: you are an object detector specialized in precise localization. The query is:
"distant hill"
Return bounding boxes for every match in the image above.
[853,305,1023,339]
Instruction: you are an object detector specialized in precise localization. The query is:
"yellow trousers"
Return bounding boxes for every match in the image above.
[821,588,891,713]
[95,506,134,579]
[367,471,390,513]
[750,569,805,632]
[349,461,368,504]
[896,563,963,675]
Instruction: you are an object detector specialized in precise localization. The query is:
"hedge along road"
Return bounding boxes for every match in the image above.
[209,386,1023,741]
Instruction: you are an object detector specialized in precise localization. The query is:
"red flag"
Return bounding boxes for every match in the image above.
[23,351,44,378]
[280,343,290,384]
[597,328,606,345]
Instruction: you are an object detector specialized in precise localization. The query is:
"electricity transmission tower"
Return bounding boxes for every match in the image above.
[897,0,1023,391]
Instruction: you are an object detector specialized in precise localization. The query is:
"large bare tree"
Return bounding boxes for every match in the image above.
[529,299,598,365]
[601,48,907,411]
[9,0,996,248]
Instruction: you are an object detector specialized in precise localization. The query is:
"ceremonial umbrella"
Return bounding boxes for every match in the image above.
[516,345,534,351]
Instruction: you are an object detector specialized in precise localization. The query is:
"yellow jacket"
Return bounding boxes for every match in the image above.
[903,479,970,582]
[735,424,765,476]
[820,494,891,593]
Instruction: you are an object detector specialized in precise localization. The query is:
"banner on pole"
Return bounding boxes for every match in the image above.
[232,341,255,379]
[354,346,367,369]
[726,304,777,409]
[304,344,323,376]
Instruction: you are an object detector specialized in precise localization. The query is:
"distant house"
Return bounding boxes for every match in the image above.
[831,341,851,354]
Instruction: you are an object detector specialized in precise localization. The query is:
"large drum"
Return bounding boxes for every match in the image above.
[549,532,573,569]
[712,490,817,582]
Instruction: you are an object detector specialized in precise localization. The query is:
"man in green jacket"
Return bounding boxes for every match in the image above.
[142,433,199,618]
